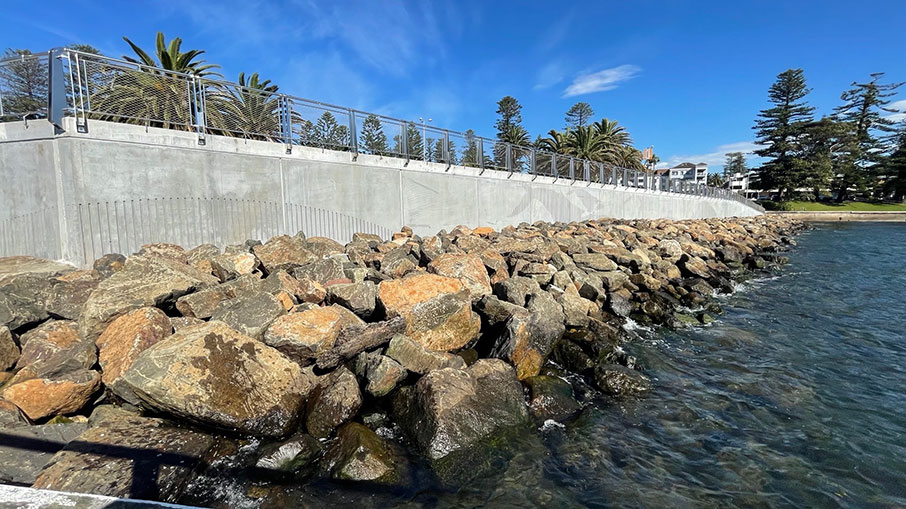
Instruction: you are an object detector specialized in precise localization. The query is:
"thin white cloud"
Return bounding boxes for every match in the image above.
[534,61,566,90]
[659,141,765,169]
[563,65,640,97]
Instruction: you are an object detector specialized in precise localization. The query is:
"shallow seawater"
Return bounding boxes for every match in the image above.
[185,222,906,508]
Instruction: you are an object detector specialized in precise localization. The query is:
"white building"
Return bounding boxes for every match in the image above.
[663,162,708,185]
[727,170,758,199]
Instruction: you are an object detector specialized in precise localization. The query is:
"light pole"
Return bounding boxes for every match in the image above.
[419,117,432,160]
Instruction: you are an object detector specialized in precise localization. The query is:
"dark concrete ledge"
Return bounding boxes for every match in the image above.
[769,211,906,222]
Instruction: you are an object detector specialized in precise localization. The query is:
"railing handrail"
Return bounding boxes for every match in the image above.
[0,46,763,213]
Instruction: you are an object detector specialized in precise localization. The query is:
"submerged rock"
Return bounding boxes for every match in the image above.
[255,434,322,474]
[524,375,580,422]
[122,321,314,437]
[323,422,409,484]
[593,363,652,396]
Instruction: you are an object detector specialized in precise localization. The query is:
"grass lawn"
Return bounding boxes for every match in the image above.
[780,201,906,211]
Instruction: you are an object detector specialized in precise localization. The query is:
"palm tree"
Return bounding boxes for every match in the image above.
[207,72,282,140]
[496,125,531,170]
[89,32,221,129]
[122,32,220,77]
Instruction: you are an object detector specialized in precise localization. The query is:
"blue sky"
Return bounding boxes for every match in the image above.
[4,0,906,171]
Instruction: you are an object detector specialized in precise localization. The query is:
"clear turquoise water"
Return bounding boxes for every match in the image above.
[192,223,906,508]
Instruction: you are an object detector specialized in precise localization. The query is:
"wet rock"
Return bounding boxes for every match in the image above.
[392,359,528,461]
[45,270,102,320]
[2,369,100,420]
[1,326,18,371]
[524,375,580,421]
[551,338,595,373]
[210,291,285,340]
[12,320,96,382]
[593,364,652,396]
[0,422,88,485]
[79,255,218,340]
[385,334,466,374]
[252,235,317,274]
[92,253,126,278]
[306,366,362,438]
[493,276,542,306]
[292,257,345,285]
[210,252,260,281]
[427,253,492,299]
[32,414,218,502]
[255,434,322,473]
[121,321,314,436]
[323,422,409,484]
[608,289,633,317]
[264,305,364,364]
[678,255,710,279]
[326,280,377,319]
[95,307,173,404]
[378,273,481,352]
[354,351,406,397]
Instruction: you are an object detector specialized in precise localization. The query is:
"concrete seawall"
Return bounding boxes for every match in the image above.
[0,118,761,267]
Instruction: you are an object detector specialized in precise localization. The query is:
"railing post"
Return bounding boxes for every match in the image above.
[530,148,536,175]
[584,160,590,183]
[505,143,512,173]
[551,153,557,180]
[477,137,484,173]
[443,131,451,169]
[280,96,292,153]
[402,122,410,166]
[569,157,575,181]
[348,110,358,160]
[599,163,604,184]
[48,48,68,132]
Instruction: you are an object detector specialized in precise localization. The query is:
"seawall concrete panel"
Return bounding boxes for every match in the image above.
[0,118,761,267]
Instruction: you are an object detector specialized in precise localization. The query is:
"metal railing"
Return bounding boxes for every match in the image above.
[0,48,763,213]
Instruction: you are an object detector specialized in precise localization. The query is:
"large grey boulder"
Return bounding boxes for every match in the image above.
[491,291,565,380]
[45,269,102,321]
[79,255,217,340]
[0,257,74,331]
[252,235,318,274]
[326,280,377,319]
[121,321,315,437]
[32,414,218,503]
[391,359,528,461]
[354,351,407,397]
[292,258,345,285]
[10,320,96,382]
[209,291,285,340]
[385,334,465,375]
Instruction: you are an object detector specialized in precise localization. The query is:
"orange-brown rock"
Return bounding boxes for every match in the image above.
[263,305,364,363]
[472,226,495,237]
[252,235,317,274]
[427,253,492,299]
[95,307,173,404]
[12,320,96,383]
[2,369,100,420]
[378,273,481,352]
[120,321,314,436]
